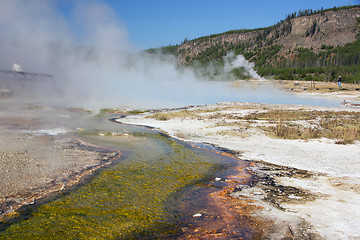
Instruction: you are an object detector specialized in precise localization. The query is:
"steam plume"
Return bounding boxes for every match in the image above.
[224,52,263,80]
[1,1,332,110]
[0,0,208,109]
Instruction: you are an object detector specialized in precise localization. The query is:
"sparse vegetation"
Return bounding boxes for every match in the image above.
[146,108,226,121]
[146,110,197,121]
[244,109,360,143]
[96,108,148,117]
[146,107,360,144]
[128,109,147,114]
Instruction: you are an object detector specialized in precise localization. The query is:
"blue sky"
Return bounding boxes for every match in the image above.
[59,0,359,49]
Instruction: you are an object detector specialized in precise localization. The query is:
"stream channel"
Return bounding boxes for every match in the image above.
[0,112,257,239]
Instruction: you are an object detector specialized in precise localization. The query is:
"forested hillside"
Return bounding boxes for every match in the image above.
[149,5,360,83]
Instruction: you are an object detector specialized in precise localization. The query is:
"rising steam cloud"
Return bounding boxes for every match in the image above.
[0,0,269,110]
[224,52,263,80]
[0,0,195,108]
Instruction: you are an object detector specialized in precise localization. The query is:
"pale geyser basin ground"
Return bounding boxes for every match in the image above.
[1,80,359,238]
[118,101,360,240]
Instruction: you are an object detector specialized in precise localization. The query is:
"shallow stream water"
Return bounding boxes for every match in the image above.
[0,113,256,239]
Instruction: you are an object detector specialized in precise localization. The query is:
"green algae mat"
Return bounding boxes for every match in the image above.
[0,128,230,239]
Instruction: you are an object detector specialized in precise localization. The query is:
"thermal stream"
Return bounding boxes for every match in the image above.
[0,112,259,239]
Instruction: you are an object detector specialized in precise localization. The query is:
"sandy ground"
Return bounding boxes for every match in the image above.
[0,100,119,220]
[118,97,360,239]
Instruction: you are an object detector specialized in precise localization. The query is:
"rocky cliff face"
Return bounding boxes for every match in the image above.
[177,7,360,64]
[280,8,359,49]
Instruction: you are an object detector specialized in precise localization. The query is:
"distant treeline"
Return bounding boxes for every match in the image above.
[146,45,180,56]
[149,5,360,83]
[263,38,360,83]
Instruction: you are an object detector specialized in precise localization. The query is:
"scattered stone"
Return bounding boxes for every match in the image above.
[235,184,245,190]
[288,194,303,199]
